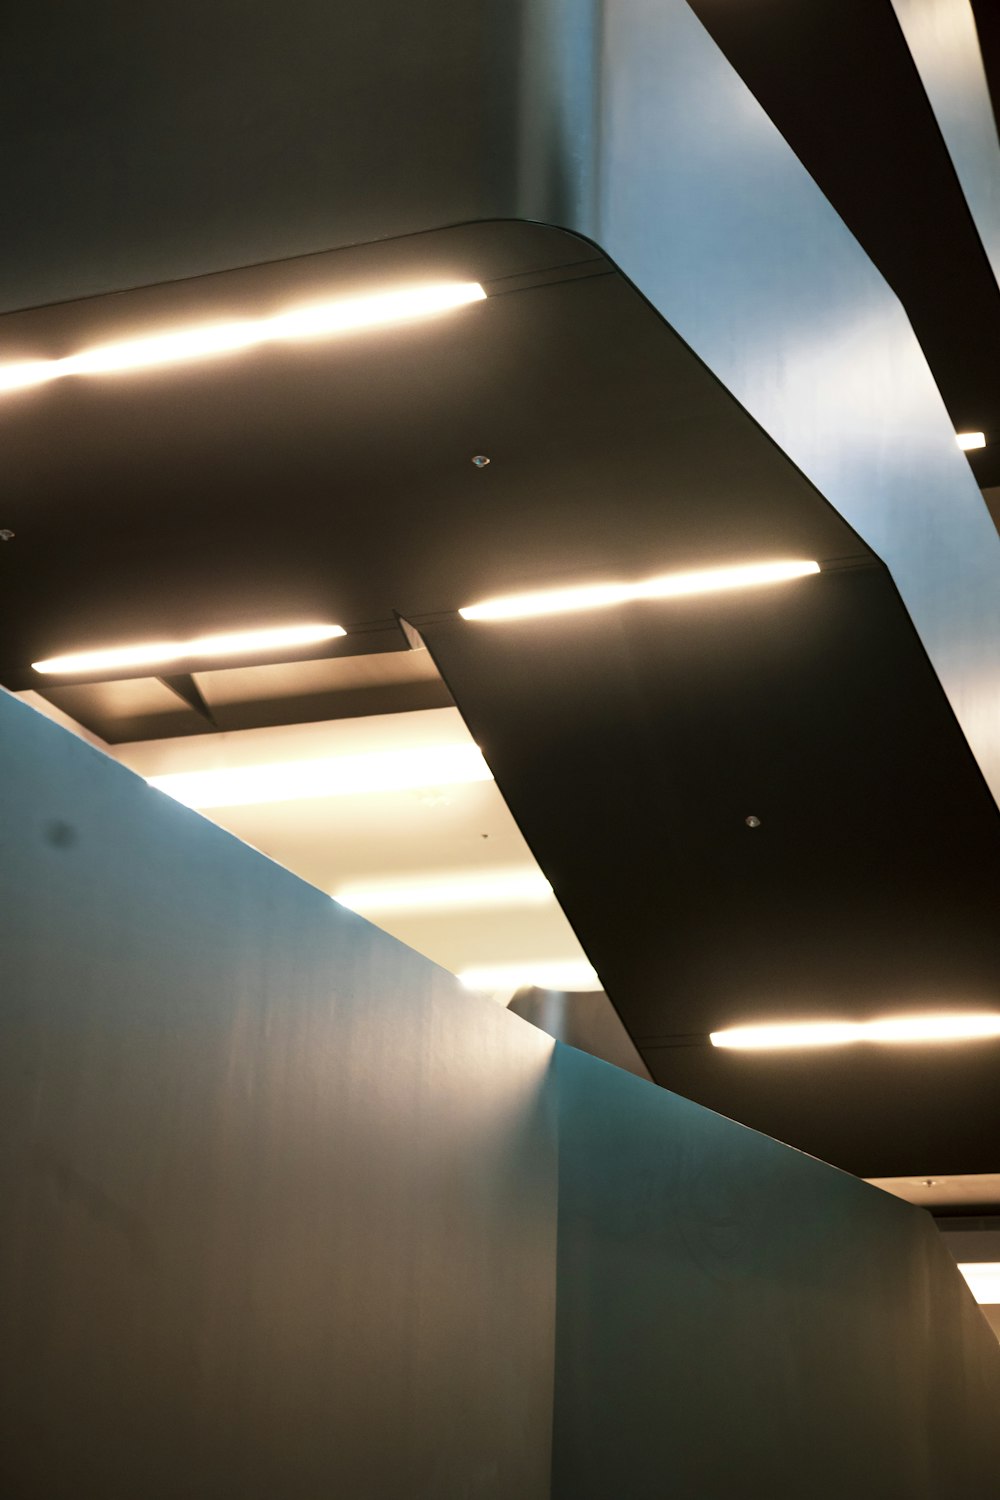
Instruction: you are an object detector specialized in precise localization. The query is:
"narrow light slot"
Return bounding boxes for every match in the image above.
[956,431,986,451]
[149,744,493,809]
[709,1014,1000,1050]
[459,559,820,622]
[335,869,553,914]
[0,281,486,395]
[33,622,345,676]
[459,960,601,992]
[957,1263,1000,1304]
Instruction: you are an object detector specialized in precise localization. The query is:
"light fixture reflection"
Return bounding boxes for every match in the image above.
[709,1014,1000,1049]
[33,623,345,676]
[149,743,493,809]
[335,869,553,914]
[0,281,486,395]
[957,1263,1000,1304]
[956,431,986,451]
[459,559,820,622]
[459,960,601,992]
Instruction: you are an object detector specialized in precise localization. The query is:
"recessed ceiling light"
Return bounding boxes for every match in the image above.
[459,960,601,992]
[458,559,820,622]
[335,869,553,914]
[709,1014,1000,1049]
[957,1263,1000,1304]
[0,281,487,395]
[32,622,345,676]
[956,431,986,451]
[149,743,493,809]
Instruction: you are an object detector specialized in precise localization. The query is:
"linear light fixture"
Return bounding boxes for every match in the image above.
[458,559,821,622]
[957,1263,1000,1304]
[335,869,553,914]
[956,431,986,451]
[32,622,345,676]
[459,960,601,992]
[0,281,487,395]
[149,743,493,809]
[709,1014,1000,1050]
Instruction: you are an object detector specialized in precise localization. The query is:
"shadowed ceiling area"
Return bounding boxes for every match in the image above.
[4,218,999,1180]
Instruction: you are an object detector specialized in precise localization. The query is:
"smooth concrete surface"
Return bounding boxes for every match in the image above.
[0,689,557,1499]
[552,1044,1000,1499]
[3,690,1000,1495]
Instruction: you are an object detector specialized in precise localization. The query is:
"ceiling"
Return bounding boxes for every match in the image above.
[4,7,1000,1196]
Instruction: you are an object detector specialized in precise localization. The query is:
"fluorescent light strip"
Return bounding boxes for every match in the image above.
[956,431,986,451]
[0,281,486,395]
[149,743,493,809]
[459,960,601,993]
[958,1263,1000,1304]
[33,622,345,676]
[709,1014,1000,1050]
[459,559,820,622]
[335,869,553,914]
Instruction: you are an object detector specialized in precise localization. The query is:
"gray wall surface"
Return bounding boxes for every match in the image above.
[552,1044,1000,1499]
[4,690,1000,1496]
[0,690,558,1499]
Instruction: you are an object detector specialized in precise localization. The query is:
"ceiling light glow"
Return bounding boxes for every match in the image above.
[32,623,345,676]
[957,1263,1000,1304]
[149,743,493,809]
[0,282,486,395]
[335,869,553,914]
[709,1014,1000,1049]
[956,431,986,451]
[459,559,820,622]
[459,960,601,992]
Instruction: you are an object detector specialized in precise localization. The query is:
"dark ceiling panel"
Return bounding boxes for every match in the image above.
[4,220,998,1181]
[419,561,1000,1177]
[0,223,861,684]
[687,0,1000,486]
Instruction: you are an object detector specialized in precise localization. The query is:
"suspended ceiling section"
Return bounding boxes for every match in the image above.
[0,220,862,686]
[2,220,999,1182]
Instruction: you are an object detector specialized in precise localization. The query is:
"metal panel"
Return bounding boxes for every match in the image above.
[551,1043,1000,1499]
[519,0,1000,804]
[0,690,557,1498]
[892,0,1000,291]
[419,559,1000,1177]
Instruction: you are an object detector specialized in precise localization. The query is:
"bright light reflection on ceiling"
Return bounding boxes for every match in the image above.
[335,869,553,914]
[0,281,487,395]
[459,559,820,622]
[710,1015,1000,1049]
[957,1263,1000,1304]
[33,623,345,676]
[459,960,601,992]
[148,743,493,809]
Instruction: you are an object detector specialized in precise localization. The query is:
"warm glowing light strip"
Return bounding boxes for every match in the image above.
[956,431,986,451]
[459,559,821,622]
[958,1263,1000,1304]
[0,282,487,395]
[709,1014,1000,1050]
[149,744,493,809]
[33,622,345,676]
[335,869,553,914]
[459,960,601,992]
